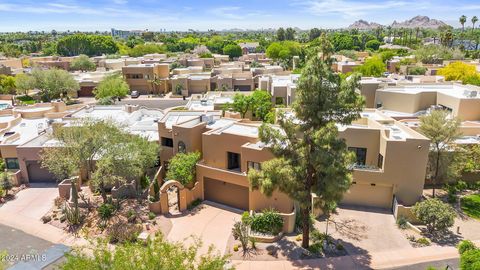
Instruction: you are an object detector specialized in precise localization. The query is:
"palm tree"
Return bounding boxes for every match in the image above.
[472,16,479,32]
[460,15,467,31]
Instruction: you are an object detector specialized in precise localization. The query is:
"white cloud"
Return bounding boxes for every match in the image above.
[294,0,426,18]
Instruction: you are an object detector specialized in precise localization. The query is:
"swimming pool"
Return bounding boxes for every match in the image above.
[0,103,10,110]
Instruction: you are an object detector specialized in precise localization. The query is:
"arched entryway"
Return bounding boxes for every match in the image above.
[159,180,187,215]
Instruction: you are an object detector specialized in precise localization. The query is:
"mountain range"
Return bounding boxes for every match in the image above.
[348,16,449,30]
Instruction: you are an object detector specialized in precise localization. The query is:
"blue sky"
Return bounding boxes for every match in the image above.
[1,0,480,32]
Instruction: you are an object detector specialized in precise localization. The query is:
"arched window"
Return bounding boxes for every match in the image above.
[178,141,186,153]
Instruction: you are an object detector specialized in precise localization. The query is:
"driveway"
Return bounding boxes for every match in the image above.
[0,224,54,268]
[167,202,241,255]
[0,183,58,221]
[315,206,411,255]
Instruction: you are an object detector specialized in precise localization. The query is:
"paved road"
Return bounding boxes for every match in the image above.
[0,224,54,268]
[384,258,459,270]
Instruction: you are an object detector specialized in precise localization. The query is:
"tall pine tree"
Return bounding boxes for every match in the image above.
[248,34,364,248]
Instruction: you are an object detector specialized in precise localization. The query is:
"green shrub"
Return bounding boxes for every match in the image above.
[250,208,284,235]
[460,248,480,270]
[407,66,427,75]
[458,240,477,255]
[396,216,408,229]
[308,242,323,255]
[97,97,114,105]
[412,198,456,234]
[416,237,431,246]
[148,212,156,220]
[311,229,333,245]
[455,180,468,192]
[187,198,202,210]
[98,203,115,220]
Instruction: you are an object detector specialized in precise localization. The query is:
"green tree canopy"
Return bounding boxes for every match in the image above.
[93,74,129,101]
[128,43,166,57]
[0,75,16,95]
[355,56,386,77]
[165,151,201,186]
[419,110,461,197]
[56,34,118,56]
[223,44,242,59]
[14,73,35,96]
[250,90,274,122]
[412,198,456,234]
[28,68,79,101]
[365,39,381,51]
[248,35,364,248]
[70,54,96,72]
[266,41,301,61]
[41,119,159,202]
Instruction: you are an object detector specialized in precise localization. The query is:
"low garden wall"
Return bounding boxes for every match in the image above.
[279,209,296,234]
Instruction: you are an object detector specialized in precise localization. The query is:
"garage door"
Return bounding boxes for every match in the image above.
[341,183,393,209]
[27,161,57,183]
[204,177,249,210]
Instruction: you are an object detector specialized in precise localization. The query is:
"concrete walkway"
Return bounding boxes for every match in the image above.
[167,202,241,256]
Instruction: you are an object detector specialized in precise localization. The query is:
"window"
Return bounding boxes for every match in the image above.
[377,153,384,169]
[178,141,186,153]
[227,152,240,170]
[161,137,173,147]
[247,161,261,172]
[5,158,19,170]
[348,147,367,166]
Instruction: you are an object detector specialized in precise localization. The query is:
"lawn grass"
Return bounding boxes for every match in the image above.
[16,95,36,105]
[461,194,480,220]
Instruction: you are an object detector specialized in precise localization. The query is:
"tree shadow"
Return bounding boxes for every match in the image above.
[422,229,464,246]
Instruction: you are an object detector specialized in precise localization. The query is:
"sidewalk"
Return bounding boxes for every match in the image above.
[231,241,480,270]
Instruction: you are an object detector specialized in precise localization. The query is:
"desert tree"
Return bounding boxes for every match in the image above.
[248,34,364,248]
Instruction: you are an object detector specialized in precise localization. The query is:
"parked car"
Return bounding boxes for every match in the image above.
[130,91,140,98]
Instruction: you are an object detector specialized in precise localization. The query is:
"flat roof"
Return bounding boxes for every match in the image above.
[69,106,164,141]
[380,84,480,99]
[2,118,53,145]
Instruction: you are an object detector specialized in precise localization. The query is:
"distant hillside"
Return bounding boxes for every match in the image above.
[391,16,448,29]
[348,20,384,30]
[348,16,449,30]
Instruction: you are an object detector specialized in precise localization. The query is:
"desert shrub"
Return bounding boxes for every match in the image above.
[98,203,115,221]
[416,237,431,247]
[42,215,52,223]
[311,229,333,245]
[54,197,66,208]
[63,203,81,226]
[107,222,142,244]
[232,220,249,252]
[148,212,156,220]
[397,216,408,229]
[250,208,284,235]
[458,240,477,255]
